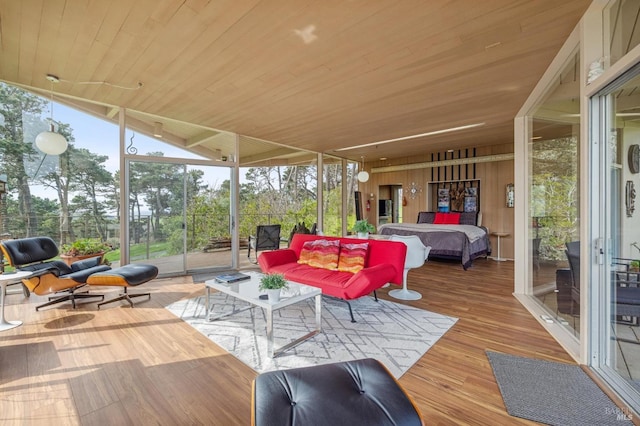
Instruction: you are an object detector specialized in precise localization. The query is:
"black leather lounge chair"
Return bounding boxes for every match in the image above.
[0,236,110,311]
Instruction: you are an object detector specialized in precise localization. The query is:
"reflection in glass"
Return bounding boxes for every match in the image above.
[529,51,581,337]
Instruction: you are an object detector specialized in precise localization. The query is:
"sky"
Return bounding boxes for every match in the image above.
[29,101,235,200]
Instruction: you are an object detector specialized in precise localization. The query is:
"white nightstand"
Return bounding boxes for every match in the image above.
[491,232,510,262]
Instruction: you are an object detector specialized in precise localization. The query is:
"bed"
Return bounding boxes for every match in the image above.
[377,212,490,269]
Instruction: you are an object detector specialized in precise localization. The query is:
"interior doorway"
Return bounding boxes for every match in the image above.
[378,185,402,225]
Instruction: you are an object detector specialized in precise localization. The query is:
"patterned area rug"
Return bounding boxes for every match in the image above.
[167,293,457,378]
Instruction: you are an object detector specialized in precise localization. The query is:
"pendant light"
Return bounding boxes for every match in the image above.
[35,74,68,156]
[357,156,369,183]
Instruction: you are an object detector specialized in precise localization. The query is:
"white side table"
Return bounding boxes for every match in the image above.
[491,232,510,262]
[0,271,32,331]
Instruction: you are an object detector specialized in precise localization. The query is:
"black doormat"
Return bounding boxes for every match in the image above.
[486,351,633,425]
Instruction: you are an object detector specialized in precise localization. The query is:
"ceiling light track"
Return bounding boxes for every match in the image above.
[371,153,514,174]
[335,123,486,152]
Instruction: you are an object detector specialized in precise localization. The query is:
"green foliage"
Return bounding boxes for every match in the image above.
[60,238,111,256]
[352,219,374,233]
[530,137,579,261]
[259,273,288,290]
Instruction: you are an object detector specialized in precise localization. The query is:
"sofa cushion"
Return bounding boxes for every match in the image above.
[272,263,354,295]
[298,239,340,270]
[337,242,368,273]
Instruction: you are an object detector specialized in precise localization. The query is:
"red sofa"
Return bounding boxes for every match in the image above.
[258,234,407,321]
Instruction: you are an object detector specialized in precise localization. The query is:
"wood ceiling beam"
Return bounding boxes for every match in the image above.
[106,107,119,119]
[186,130,222,148]
[125,116,186,147]
[240,147,300,165]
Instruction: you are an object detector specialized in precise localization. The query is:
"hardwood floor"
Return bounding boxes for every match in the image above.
[0,258,575,425]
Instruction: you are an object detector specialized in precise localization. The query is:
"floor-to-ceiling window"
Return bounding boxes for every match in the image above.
[238,136,318,248]
[525,49,582,339]
[322,156,359,236]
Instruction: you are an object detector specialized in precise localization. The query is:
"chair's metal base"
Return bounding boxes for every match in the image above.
[389,288,422,301]
[37,290,104,311]
[97,288,151,309]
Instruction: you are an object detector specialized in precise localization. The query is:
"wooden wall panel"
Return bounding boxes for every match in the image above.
[363,142,514,260]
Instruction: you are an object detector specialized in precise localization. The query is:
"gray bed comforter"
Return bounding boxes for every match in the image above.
[378,223,490,269]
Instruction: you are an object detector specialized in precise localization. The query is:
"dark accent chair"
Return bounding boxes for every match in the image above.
[252,358,423,426]
[531,237,541,274]
[566,241,640,323]
[247,224,281,263]
[565,241,581,316]
[286,222,317,247]
[0,237,110,311]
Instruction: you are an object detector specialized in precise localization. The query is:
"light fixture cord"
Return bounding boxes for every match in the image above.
[49,80,54,129]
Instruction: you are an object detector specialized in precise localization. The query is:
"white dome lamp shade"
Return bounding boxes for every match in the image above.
[357,170,369,182]
[35,74,68,156]
[36,123,68,155]
[357,156,369,182]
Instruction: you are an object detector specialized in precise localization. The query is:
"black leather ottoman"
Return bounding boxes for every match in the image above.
[252,358,423,426]
[86,264,158,309]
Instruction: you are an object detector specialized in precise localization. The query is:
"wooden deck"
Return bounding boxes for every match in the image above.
[0,257,586,424]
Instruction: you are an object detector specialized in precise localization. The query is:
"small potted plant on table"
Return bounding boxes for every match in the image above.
[353,219,375,239]
[259,273,288,303]
[60,238,111,266]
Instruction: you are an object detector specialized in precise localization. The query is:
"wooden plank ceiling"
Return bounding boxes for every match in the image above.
[0,0,592,164]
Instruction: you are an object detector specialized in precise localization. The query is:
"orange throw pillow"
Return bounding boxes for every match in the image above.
[298,239,340,270]
[337,242,369,273]
[298,241,316,265]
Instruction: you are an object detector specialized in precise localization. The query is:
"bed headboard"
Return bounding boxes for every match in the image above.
[417,211,480,226]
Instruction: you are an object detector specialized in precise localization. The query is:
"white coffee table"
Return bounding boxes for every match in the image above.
[0,271,32,331]
[205,271,322,358]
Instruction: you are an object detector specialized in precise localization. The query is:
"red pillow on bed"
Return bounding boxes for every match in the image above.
[445,213,461,224]
[434,213,460,224]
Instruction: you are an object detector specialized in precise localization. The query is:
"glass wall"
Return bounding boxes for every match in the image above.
[0,82,120,246]
[0,80,359,274]
[529,50,581,338]
[238,136,318,247]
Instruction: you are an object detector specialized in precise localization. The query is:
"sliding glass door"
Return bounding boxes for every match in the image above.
[591,64,640,414]
[125,157,233,276]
